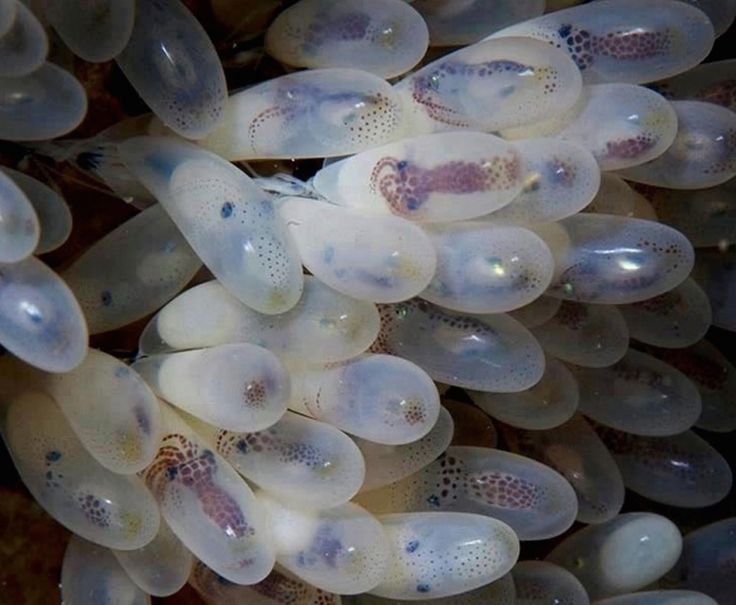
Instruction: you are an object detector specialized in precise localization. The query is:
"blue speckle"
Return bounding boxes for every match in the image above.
[558,24,572,38]
[405,540,419,553]
[417,584,431,593]
[76,151,102,170]
[426,494,440,508]
[323,246,335,264]
[221,201,234,218]
[101,290,112,307]
[236,439,249,454]
[45,450,62,463]
[397,160,408,170]
[166,465,178,480]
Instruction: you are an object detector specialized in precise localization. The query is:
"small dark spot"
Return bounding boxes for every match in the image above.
[134,406,151,435]
[101,290,113,307]
[558,24,572,38]
[45,450,62,463]
[426,494,440,507]
[221,201,234,218]
[236,439,249,454]
[397,160,408,170]
[405,540,419,553]
[166,465,178,480]
[417,584,431,593]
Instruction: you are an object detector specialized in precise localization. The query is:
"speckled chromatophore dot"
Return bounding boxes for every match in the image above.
[0,169,39,263]
[374,299,545,393]
[533,214,694,304]
[278,195,437,303]
[312,132,524,222]
[394,37,582,135]
[490,0,715,84]
[370,512,519,600]
[132,344,289,433]
[512,560,590,605]
[258,492,389,595]
[548,513,682,600]
[265,0,428,78]
[2,391,160,550]
[115,0,227,139]
[139,277,379,363]
[62,204,202,335]
[61,536,151,605]
[594,590,718,605]
[0,0,47,77]
[200,68,405,160]
[119,136,304,314]
[357,446,578,541]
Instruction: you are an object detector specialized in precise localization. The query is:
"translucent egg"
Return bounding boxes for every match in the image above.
[394,37,582,134]
[0,0,47,77]
[112,520,192,597]
[0,167,71,254]
[531,301,629,368]
[139,277,380,363]
[0,256,88,373]
[2,391,160,550]
[487,138,600,224]
[619,101,736,189]
[421,222,554,313]
[571,349,702,436]
[375,300,545,392]
[595,425,732,508]
[289,353,440,445]
[46,0,135,62]
[63,204,202,335]
[512,560,590,605]
[654,58,736,109]
[467,355,579,431]
[278,196,437,303]
[412,0,545,46]
[312,132,524,222]
[265,0,428,78]
[691,247,736,332]
[370,512,519,600]
[143,404,275,584]
[593,590,718,605]
[0,62,88,141]
[619,279,712,349]
[490,0,715,84]
[200,68,405,160]
[508,295,562,329]
[445,398,499,448]
[258,492,389,595]
[192,410,366,509]
[61,536,151,605]
[504,414,625,524]
[0,169,39,262]
[357,405,454,492]
[357,446,578,541]
[115,0,227,139]
[547,513,683,600]
[533,214,695,304]
[119,136,304,314]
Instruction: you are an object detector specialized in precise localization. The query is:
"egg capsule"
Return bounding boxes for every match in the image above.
[0,0,15,37]
[115,0,226,139]
[370,512,519,600]
[357,446,578,541]
[533,214,694,304]
[467,355,579,431]
[504,415,625,524]
[277,196,436,303]
[487,138,600,224]
[593,590,718,605]
[112,519,192,597]
[357,405,453,492]
[63,204,202,335]
[655,58,736,108]
[265,0,428,78]
[619,278,711,349]
[190,410,366,509]
[490,0,714,83]
[258,492,389,595]
[547,513,683,600]
[312,132,524,222]
[691,247,736,332]
[0,0,47,77]
[143,404,275,584]
[412,0,544,46]
[61,536,151,605]
[119,136,304,314]
[572,349,702,436]
[394,36,582,134]
[584,174,649,218]
[531,301,629,368]
[0,170,39,263]
[595,425,732,509]
[375,300,545,393]
[421,221,554,314]
[201,68,405,160]
[189,560,342,605]
[508,295,562,329]
[619,101,736,189]
[46,0,134,62]
[288,353,440,445]
[2,391,160,550]
[0,256,87,373]
[0,62,88,141]
[0,167,71,254]
[139,277,380,363]
[512,560,590,605]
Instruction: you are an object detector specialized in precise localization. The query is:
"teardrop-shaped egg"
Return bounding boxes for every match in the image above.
[0,0,48,77]
[0,169,39,262]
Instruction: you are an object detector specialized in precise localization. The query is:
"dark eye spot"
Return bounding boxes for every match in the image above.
[397,160,408,170]
[417,584,431,593]
[45,450,62,463]
[101,290,113,306]
[221,201,234,218]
